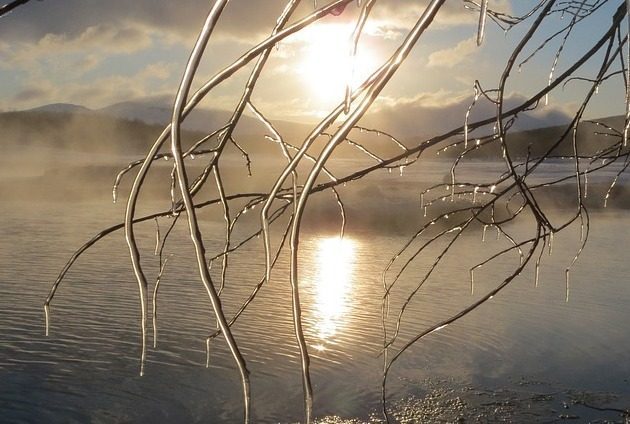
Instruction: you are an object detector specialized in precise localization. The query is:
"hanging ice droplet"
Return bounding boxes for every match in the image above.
[565,269,570,303]
[476,0,488,46]
[399,166,404,176]
[490,184,496,194]
[164,156,169,161]
[584,173,589,198]
[388,168,392,174]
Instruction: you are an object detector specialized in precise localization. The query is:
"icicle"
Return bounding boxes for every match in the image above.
[44,304,50,336]
[473,186,479,203]
[496,226,500,240]
[399,166,404,176]
[535,260,540,287]
[482,224,488,242]
[423,206,427,217]
[206,338,211,368]
[420,193,424,209]
[388,168,392,174]
[450,174,455,202]
[476,0,488,46]
[565,269,570,302]
[154,219,161,256]
[112,186,118,204]
[313,0,317,8]
[464,122,469,148]
[604,179,617,207]
[470,269,475,295]
[548,232,554,255]
[584,173,588,198]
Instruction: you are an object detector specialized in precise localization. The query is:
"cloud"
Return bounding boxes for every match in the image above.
[427,37,477,68]
[0,1,513,45]
[2,23,154,67]
[370,0,512,34]
[11,82,55,103]
[0,62,178,110]
[362,91,571,139]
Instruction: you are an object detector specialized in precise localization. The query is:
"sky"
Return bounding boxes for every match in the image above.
[0,0,626,133]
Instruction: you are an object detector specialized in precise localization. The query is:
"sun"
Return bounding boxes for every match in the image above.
[296,23,379,105]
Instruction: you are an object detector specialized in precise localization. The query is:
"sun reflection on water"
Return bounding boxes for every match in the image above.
[312,237,357,347]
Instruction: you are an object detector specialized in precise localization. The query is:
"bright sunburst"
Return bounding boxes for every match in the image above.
[296,23,379,104]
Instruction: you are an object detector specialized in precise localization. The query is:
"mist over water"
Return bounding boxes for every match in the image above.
[1,148,630,422]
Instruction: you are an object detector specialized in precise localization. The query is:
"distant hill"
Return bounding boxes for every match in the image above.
[0,109,201,155]
[433,115,628,159]
[99,100,261,134]
[27,103,92,114]
[6,101,628,162]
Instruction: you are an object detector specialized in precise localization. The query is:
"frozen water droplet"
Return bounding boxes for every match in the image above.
[565,269,570,303]
[476,0,488,46]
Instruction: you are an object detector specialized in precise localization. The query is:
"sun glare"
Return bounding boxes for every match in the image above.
[313,236,356,342]
[296,23,379,105]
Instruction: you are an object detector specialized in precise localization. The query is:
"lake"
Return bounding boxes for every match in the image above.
[1,158,630,423]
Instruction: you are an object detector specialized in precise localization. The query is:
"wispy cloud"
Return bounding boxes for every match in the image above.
[427,37,477,68]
